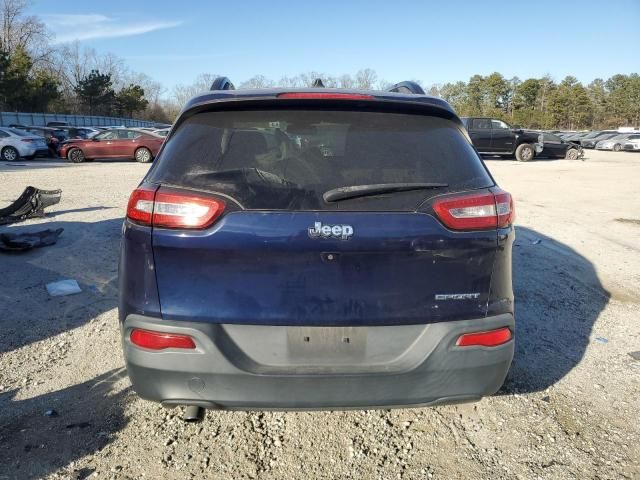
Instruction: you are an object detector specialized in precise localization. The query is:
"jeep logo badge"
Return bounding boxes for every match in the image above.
[308,221,354,241]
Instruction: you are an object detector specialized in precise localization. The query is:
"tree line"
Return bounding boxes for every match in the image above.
[171,70,640,129]
[433,73,640,130]
[0,0,165,121]
[1,0,638,128]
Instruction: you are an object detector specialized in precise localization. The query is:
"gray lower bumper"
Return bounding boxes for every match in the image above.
[122,314,514,410]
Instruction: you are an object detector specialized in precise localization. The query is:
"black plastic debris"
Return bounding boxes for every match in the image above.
[0,228,63,252]
[0,186,62,225]
[65,422,92,429]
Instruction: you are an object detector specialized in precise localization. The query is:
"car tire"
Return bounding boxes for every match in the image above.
[67,148,85,163]
[134,147,153,163]
[515,143,534,162]
[1,146,19,161]
[613,144,622,152]
[565,148,579,160]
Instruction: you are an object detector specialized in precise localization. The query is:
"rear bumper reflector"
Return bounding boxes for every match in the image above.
[130,328,196,350]
[456,327,512,347]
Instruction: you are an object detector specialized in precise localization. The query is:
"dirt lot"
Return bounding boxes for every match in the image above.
[0,150,639,480]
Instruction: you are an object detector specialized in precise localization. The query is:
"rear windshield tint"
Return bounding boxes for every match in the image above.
[148,109,493,211]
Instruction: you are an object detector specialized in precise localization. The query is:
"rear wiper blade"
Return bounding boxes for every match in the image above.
[323,183,448,203]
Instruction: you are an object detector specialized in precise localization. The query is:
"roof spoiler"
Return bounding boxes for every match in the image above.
[210,77,235,91]
[209,76,426,95]
[387,81,425,95]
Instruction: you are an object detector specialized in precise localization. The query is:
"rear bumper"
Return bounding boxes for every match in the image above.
[122,313,514,410]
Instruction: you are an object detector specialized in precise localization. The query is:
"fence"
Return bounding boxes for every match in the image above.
[0,112,160,128]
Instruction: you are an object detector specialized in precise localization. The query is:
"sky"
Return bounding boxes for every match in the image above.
[34,0,640,93]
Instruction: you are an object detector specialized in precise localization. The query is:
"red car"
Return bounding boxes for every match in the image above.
[59,129,164,163]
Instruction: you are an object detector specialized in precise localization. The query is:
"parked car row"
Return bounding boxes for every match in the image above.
[552,129,640,152]
[460,119,640,160]
[461,117,582,161]
[0,124,171,163]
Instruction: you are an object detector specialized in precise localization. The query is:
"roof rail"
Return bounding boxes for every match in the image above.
[210,77,235,91]
[312,78,325,88]
[387,81,425,95]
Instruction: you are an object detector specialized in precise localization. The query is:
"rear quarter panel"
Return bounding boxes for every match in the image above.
[119,220,161,323]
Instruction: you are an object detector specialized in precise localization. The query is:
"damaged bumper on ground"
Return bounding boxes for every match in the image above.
[0,186,61,225]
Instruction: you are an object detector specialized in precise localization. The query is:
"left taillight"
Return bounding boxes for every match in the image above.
[126,186,225,229]
[126,185,156,225]
[432,189,514,231]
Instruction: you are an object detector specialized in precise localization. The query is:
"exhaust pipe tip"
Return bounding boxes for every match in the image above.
[183,405,205,423]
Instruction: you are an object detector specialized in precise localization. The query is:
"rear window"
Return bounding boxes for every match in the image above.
[544,133,562,142]
[7,128,29,136]
[148,109,493,211]
[471,118,492,129]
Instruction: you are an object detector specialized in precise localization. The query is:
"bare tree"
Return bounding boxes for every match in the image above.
[240,74,274,89]
[125,72,163,105]
[170,73,221,111]
[54,43,94,90]
[158,98,181,122]
[338,74,355,88]
[376,79,393,91]
[279,73,338,88]
[278,75,304,88]
[322,75,338,88]
[0,0,50,61]
[355,68,378,90]
[96,51,128,89]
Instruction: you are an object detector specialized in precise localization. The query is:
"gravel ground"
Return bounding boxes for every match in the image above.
[0,150,638,480]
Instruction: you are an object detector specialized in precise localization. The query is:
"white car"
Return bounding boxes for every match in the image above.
[0,128,49,161]
[596,133,640,152]
[622,138,640,151]
[151,128,170,137]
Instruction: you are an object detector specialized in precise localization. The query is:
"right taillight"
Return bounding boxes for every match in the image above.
[433,189,514,231]
[126,186,225,229]
[494,190,515,228]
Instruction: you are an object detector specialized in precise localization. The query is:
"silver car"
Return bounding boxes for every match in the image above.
[596,133,640,152]
[623,138,640,151]
[0,128,49,161]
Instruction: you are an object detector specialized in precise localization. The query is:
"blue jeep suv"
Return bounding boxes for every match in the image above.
[119,79,515,412]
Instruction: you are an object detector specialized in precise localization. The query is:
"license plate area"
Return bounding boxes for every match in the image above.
[287,326,366,363]
[220,323,429,374]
